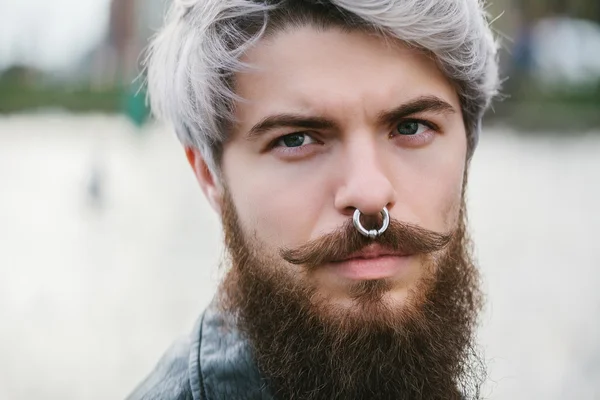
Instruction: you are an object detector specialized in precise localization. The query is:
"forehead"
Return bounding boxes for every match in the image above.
[233,26,461,131]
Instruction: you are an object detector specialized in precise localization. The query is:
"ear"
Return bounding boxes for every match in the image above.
[185,147,223,214]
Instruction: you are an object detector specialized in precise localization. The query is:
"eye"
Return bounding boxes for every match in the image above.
[274,132,317,148]
[395,121,429,136]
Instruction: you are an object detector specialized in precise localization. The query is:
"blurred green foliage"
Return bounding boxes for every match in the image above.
[0,66,149,126]
[490,82,600,132]
[0,66,121,113]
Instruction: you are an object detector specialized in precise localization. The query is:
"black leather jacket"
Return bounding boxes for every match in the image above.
[126,302,272,400]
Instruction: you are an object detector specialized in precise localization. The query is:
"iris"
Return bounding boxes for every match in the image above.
[396,121,420,136]
[282,133,306,147]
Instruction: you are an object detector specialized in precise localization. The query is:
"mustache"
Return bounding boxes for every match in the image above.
[281,218,453,270]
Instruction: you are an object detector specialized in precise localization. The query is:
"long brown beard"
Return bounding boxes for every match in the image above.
[219,191,485,400]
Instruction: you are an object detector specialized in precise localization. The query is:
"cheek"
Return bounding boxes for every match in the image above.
[436,164,464,229]
[221,146,327,250]
[429,149,465,230]
[394,133,466,232]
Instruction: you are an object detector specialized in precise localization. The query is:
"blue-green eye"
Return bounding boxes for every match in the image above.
[276,133,316,148]
[396,121,427,136]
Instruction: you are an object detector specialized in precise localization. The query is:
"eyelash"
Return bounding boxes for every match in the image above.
[267,132,321,157]
[395,118,439,133]
[390,118,439,144]
[269,118,440,154]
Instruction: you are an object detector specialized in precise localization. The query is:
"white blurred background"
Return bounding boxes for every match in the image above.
[1,0,599,399]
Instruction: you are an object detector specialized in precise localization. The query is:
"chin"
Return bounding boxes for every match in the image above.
[311,279,420,325]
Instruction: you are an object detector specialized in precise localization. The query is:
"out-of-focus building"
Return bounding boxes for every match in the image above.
[90,0,167,89]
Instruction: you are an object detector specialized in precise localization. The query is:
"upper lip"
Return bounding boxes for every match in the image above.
[337,244,408,262]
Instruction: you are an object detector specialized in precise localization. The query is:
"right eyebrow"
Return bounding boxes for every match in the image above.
[246,114,338,139]
[376,96,457,127]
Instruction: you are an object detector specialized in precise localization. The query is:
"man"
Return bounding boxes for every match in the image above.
[129,0,499,399]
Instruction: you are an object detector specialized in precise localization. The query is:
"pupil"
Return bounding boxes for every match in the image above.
[397,122,418,135]
[283,134,305,147]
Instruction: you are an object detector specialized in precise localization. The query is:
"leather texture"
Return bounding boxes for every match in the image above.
[126,300,273,400]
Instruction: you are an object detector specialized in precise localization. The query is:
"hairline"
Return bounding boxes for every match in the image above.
[146,1,500,181]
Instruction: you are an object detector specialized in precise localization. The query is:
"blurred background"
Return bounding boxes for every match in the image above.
[0,0,599,399]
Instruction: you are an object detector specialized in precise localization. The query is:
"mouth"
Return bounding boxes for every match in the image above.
[339,244,409,261]
[328,244,414,281]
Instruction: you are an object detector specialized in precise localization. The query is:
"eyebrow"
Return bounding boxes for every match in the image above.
[246,114,337,139]
[246,95,456,139]
[376,95,456,127]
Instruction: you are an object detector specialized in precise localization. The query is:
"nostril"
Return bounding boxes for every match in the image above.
[358,212,383,231]
[342,206,356,217]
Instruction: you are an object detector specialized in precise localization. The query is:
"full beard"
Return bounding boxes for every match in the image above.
[219,192,485,400]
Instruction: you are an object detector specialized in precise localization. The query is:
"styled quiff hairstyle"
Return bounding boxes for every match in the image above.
[146,0,500,175]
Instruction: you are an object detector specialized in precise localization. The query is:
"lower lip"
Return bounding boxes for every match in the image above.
[327,255,412,281]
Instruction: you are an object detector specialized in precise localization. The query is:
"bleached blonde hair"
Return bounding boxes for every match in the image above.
[146,0,500,175]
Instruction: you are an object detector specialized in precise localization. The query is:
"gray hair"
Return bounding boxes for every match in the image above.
[146,0,500,176]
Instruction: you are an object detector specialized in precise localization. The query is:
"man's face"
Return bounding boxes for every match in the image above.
[188,25,483,399]
[220,26,467,311]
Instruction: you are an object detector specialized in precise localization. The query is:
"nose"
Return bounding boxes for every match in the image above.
[334,139,396,219]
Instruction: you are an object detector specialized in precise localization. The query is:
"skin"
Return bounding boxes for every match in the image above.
[187,26,467,311]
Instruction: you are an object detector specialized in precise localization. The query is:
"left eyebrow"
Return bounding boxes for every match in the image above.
[377,96,456,126]
[246,114,338,139]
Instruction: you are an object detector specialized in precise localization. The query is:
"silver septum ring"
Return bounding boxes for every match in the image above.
[353,207,390,239]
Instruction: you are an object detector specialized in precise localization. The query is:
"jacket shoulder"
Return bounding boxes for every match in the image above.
[126,336,198,400]
[126,311,206,400]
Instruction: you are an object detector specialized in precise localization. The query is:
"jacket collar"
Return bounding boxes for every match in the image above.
[198,301,273,400]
